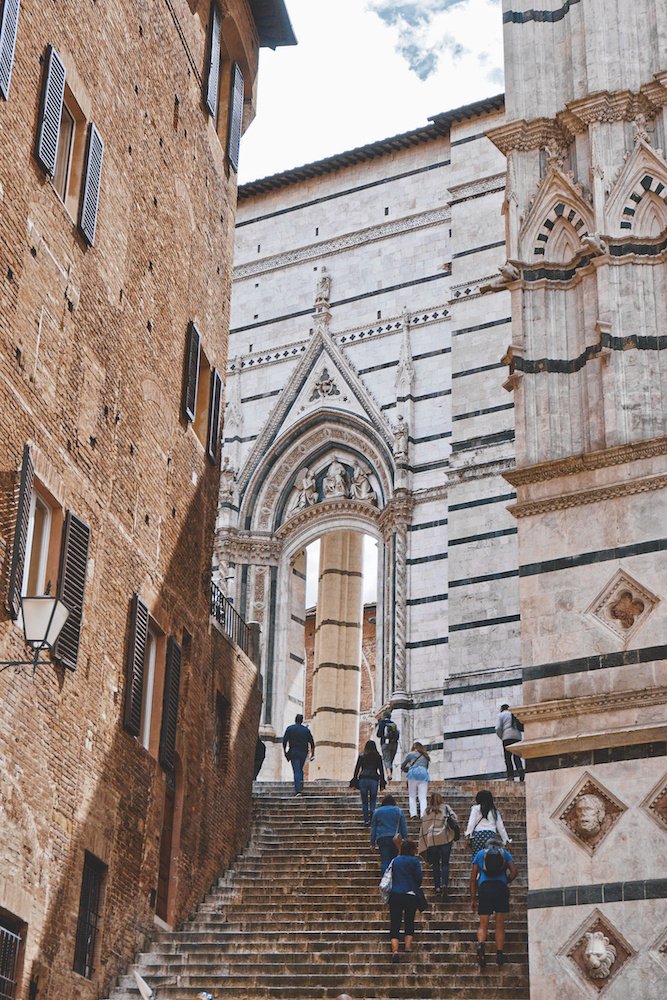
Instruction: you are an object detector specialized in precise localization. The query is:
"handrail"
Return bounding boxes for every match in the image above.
[210,582,250,657]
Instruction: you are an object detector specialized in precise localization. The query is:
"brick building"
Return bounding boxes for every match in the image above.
[0,2,294,998]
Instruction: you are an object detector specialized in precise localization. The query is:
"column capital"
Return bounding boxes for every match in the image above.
[379,492,414,540]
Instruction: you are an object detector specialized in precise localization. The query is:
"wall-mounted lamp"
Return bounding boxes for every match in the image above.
[0,595,70,673]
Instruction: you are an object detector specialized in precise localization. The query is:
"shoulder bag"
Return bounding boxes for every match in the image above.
[379,860,394,903]
[392,814,403,852]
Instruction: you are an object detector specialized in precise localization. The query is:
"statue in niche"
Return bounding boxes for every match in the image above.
[220,456,237,498]
[315,266,331,307]
[392,414,409,462]
[322,455,347,498]
[583,931,617,980]
[293,467,318,509]
[350,462,377,504]
[573,793,607,840]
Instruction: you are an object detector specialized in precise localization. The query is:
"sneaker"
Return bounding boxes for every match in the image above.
[476,942,486,968]
[496,950,505,966]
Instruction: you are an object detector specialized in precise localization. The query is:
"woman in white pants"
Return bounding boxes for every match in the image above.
[401,742,431,818]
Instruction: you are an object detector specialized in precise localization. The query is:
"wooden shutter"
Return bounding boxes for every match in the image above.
[79,123,104,246]
[53,511,90,671]
[206,367,222,463]
[0,0,20,100]
[36,44,65,176]
[204,1,221,117]
[227,62,244,171]
[159,637,182,772]
[183,321,201,422]
[124,594,149,737]
[7,443,34,619]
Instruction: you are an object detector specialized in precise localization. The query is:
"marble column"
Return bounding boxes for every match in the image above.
[310,530,364,780]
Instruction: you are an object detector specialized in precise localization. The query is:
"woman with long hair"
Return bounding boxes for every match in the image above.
[351,739,386,825]
[464,789,509,855]
[417,790,459,898]
[387,839,423,963]
[400,740,431,818]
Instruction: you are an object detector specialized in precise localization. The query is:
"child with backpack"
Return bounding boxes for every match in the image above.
[469,836,517,968]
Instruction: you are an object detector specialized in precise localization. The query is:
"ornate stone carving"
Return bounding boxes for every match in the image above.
[219,456,237,499]
[216,528,282,567]
[515,685,667,723]
[292,467,318,509]
[563,911,634,991]
[641,772,667,833]
[554,774,627,854]
[378,493,415,540]
[309,367,340,401]
[274,497,381,540]
[585,569,659,644]
[314,266,331,307]
[392,414,409,462]
[581,232,608,256]
[322,456,348,498]
[480,261,520,294]
[349,463,376,504]
[504,435,667,486]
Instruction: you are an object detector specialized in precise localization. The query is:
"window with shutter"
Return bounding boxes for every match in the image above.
[53,511,90,671]
[36,45,65,177]
[227,62,244,171]
[7,443,34,620]
[79,123,104,246]
[159,637,182,773]
[205,2,221,118]
[183,321,201,423]
[124,594,149,738]
[206,367,223,464]
[0,0,20,101]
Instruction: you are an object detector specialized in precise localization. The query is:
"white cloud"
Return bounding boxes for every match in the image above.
[238,0,503,183]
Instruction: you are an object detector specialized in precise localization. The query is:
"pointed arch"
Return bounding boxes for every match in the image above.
[605,140,667,237]
[519,167,594,263]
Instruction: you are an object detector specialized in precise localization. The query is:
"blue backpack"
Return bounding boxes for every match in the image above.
[482,845,505,878]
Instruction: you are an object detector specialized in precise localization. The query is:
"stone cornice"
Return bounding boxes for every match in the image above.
[413,484,448,505]
[447,172,506,203]
[509,473,667,518]
[275,497,381,539]
[487,118,570,155]
[447,457,516,486]
[216,529,283,566]
[516,723,667,760]
[516,687,667,724]
[504,436,667,487]
[233,207,452,280]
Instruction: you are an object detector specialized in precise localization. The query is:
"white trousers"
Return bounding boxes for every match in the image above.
[408,779,428,818]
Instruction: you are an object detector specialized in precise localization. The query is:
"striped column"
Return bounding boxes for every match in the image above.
[310,531,364,780]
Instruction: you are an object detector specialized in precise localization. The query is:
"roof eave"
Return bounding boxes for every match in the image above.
[249,0,297,49]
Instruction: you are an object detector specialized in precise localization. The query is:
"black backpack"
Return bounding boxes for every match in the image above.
[511,712,524,733]
[384,720,399,742]
[482,845,506,878]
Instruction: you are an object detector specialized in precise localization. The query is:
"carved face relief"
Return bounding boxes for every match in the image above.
[564,914,634,992]
[585,569,659,644]
[555,775,626,853]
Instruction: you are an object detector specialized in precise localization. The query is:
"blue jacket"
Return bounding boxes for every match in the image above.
[282,723,315,759]
[390,855,422,895]
[370,805,407,846]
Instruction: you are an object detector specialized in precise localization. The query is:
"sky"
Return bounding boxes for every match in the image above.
[306,537,378,608]
[238,0,504,184]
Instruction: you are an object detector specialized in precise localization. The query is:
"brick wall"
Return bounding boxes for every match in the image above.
[0,2,262,997]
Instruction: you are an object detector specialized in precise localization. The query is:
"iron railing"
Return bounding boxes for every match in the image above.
[0,924,21,1000]
[211,582,250,656]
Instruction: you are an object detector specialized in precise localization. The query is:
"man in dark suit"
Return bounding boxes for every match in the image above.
[282,714,315,795]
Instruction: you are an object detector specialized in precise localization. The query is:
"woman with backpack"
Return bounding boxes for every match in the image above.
[464,789,509,855]
[350,739,386,825]
[417,791,459,899]
[400,741,431,818]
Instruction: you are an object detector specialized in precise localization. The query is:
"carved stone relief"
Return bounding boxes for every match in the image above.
[563,911,635,992]
[554,773,627,854]
[641,772,667,833]
[585,568,659,644]
[309,367,340,401]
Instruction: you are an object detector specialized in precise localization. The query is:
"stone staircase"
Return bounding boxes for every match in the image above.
[108,780,529,999]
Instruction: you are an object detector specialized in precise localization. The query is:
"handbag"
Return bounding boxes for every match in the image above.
[392,816,403,852]
[379,860,393,903]
[349,777,359,789]
[446,806,461,842]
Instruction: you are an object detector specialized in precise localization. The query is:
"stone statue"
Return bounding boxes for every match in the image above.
[480,261,520,294]
[322,455,347,498]
[583,931,617,979]
[315,266,331,306]
[350,462,376,504]
[293,467,318,509]
[392,414,409,462]
[220,456,237,498]
[574,794,607,840]
[581,232,609,257]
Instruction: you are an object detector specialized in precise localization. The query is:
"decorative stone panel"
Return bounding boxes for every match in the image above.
[585,568,659,644]
[649,926,667,976]
[562,910,635,992]
[553,772,627,854]
[641,771,667,833]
